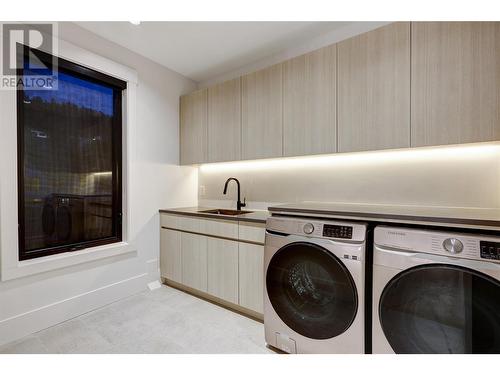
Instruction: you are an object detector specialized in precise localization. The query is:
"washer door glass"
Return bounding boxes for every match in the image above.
[266,241,358,340]
[380,264,500,353]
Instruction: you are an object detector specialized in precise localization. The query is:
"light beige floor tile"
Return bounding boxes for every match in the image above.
[0,336,49,354]
[0,286,272,354]
[0,285,271,354]
[37,318,112,354]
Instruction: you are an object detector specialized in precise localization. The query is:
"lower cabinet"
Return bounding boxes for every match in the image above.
[207,237,239,304]
[160,228,182,283]
[180,232,208,292]
[238,243,264,314]
[160,214,265,316]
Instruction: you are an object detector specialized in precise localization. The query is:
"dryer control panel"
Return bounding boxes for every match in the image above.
[480,241,500,260]
[375,226,500,263]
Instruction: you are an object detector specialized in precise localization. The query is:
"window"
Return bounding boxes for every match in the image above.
[17,46,126,260]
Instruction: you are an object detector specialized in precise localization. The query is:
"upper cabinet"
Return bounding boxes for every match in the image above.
[180,89,208,165]
[207,78,241,162]
[241,64,283,160]
[411,22,500,146]
[283,45,337,157]
[338,22,411,152]
[179,22,500,165]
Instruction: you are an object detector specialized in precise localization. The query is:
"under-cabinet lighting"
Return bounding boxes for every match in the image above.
[92,171,112,176]
[199,143,500,173]
[129,21,141,26]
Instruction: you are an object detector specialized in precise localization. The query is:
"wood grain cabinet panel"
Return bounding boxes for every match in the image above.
[238,222,266,244]
[160,213,179,229]
[411,22,500,146]
[208,78,241,162]
[338,22,411,152]
[176,215,206,233]
[207,237,239,304]
[283,45,337,156]
[238,243,264,314]
[204,218,238,239]
[180,232,207,292]
[180,89,208,164]
[159,218,265,315]
[241,64,283,159]
[160,228,182,283]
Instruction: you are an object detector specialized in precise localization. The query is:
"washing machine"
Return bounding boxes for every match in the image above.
[373,225,500,354]
[264,215,367,354]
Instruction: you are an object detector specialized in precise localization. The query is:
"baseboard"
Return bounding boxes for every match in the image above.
[0,272,148,346]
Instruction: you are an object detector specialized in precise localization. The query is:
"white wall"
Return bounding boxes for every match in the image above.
[198,143,500,210]
[0,22,197,345]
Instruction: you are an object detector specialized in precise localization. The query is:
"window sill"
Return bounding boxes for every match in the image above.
[1,241,136,281]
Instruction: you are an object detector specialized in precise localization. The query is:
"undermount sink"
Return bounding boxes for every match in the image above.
[199,209,253,216]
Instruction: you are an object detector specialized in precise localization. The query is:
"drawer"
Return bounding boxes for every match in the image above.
[160,213,238,240]
[160,214,180,229]
[204,218,238,239]
[160,214,206,232]
[238,222,266,244]
[177,215,206,233]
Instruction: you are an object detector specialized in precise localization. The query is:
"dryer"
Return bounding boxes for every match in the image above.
[373,226,500,354]
[264,215,367,354]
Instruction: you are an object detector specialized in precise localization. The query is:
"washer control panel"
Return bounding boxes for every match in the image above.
[443,238,464,254]
[323,224,353,239]
[266,216,366,242]
[303,223,315,234]
[480,241,500,260]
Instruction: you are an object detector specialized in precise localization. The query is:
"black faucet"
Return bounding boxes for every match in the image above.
[223,177,246,211]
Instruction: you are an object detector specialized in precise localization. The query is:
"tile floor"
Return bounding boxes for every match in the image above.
[0,285,273,354]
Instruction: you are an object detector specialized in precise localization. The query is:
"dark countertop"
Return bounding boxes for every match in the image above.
[159,206,269,224]
[268,202,500,231]
[160,203,500,231]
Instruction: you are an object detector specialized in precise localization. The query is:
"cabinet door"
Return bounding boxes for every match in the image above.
[338,22,410,152]
[160,228,181,283]
[207,237,238,304]
[283,45,337,157]
[238,243,264,314]
[181,232,207,292]
[241,64,283,160]
[208,78,241,162]
[180,89,208,164]
[411,22,500,146]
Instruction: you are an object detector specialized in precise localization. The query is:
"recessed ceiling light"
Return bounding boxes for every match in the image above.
[129,21,141,26]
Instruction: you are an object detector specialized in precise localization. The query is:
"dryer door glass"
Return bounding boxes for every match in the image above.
[379,264,500,353]
[266,241,358,340]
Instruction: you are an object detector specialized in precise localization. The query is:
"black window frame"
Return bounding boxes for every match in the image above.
[17,45,127,261]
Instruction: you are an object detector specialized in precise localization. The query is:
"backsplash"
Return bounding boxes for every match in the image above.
[197,143,500,209]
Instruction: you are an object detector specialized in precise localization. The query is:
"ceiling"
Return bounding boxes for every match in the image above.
[76,21,353,82]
